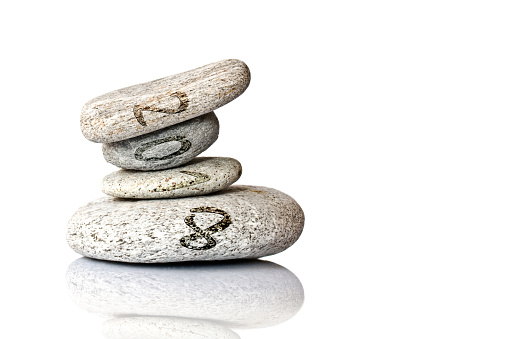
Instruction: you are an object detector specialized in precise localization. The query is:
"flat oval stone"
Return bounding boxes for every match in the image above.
[102,112,219,171]
[66,185,304,263]
[66,258,304,328]
[102,157,242,199]
[81,59,250,143]
[103,317,240,339]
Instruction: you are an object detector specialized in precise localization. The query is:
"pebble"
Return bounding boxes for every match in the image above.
[81,59,250,143]
[102,112,219,171]
[66,257,304,328]
[102,157,241,199]
[67,185,304,263]
[103,317,240,339]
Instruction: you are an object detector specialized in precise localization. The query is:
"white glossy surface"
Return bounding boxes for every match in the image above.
[3,1,509,338]
[103,317,241,339]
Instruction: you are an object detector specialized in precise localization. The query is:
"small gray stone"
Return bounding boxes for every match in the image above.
[81,59,250,143]
[102,112,219,171]
[103,317,240,339]
[66,186,304,263]
[66,257,304,328]
[102,157,242,199]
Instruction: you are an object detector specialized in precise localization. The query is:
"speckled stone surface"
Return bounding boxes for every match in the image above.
[103,317,240,339]
[81,59,250,143]
[102,157,242,199]
[66,185,304,263]
[66,258,304,328]
[102,112,219,171]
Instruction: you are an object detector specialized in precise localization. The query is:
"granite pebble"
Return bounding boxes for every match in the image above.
[81,59,250,143]
[102,157,241,199]
[66,186,304,263]
[102,112,219,171]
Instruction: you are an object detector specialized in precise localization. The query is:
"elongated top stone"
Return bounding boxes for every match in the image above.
[67,185,304,263]
[102,157,242,199]
[81,59,250,143]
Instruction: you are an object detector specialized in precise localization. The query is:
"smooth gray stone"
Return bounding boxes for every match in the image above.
[102,112,219,171]
[102,157,242,199]
[103,317,240,339]
[66,258,304,328]
[66,185,305,263]
[81,59,250,143]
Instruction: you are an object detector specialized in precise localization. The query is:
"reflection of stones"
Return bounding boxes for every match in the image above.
[66,258,304,329]
[103,317,240,339]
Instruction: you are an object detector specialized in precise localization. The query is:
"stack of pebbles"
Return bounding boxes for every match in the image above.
[67,59,305,263]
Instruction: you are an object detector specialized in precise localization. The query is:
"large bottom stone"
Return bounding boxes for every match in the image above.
[66,185,304,263]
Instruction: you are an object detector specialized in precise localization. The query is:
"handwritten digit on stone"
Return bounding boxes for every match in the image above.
[134,136,192,162]
[134,91,189,126]
[180,207,232,250]
[151,171,211,192]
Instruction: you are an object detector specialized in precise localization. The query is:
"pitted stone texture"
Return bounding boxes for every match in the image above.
[102,112,219,171]
[66,185,304,263]
[81,59,250,143]
[102,157,242,199]
[66,258,304,328]
[103,317,240,339]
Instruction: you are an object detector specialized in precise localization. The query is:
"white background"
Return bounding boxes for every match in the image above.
[1,1,509,338]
